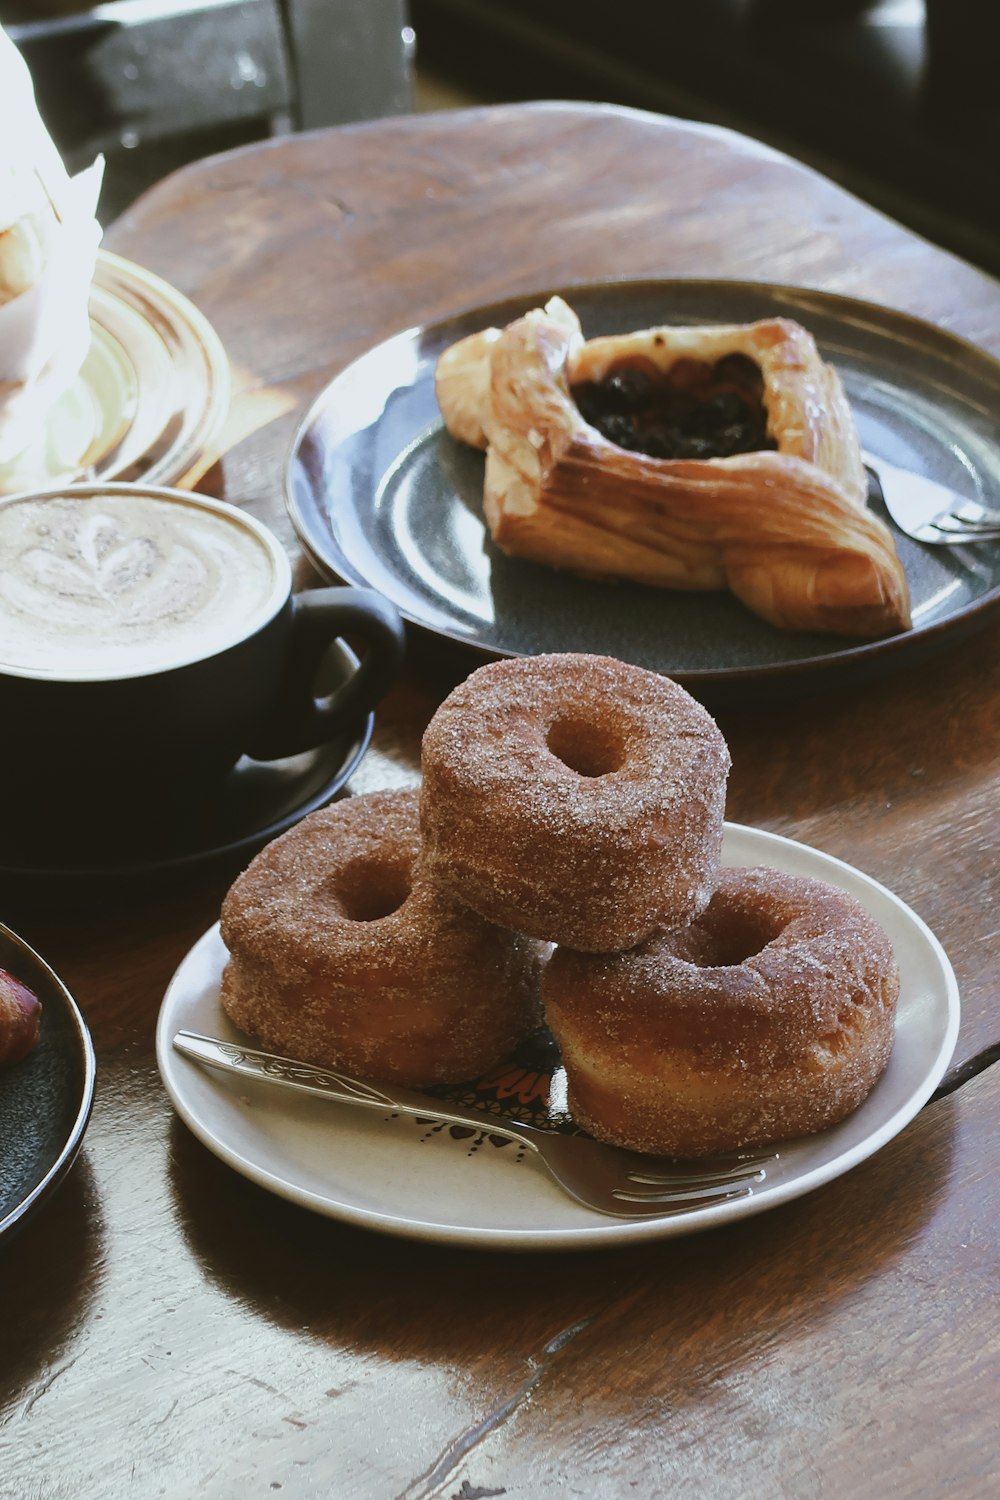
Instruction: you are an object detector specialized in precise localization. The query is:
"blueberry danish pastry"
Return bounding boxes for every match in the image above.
[436,298,910,637]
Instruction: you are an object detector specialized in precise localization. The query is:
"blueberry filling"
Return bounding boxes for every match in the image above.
[571,353,777,461]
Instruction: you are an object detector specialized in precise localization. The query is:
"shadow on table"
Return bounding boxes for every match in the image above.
[166,1096,956,1389]
[718,617,1000,827]
[0,1152,105,1400]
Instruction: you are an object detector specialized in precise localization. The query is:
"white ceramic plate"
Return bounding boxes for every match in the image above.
[0,250,230,496]
[156,824,960,1252]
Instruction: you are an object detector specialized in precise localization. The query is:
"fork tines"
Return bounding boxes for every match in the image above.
[611,1152,776,1205]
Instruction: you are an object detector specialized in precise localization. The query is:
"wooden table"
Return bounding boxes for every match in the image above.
[2,104,998,1498]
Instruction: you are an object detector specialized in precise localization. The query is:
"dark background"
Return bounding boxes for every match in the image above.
[3,0,998,278]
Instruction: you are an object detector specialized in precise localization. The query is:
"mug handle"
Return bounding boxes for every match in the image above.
[248,586,406,760]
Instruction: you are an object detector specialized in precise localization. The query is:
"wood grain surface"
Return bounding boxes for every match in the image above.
[1,103,997,1499]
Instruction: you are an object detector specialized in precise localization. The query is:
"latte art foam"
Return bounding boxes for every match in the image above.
[0,492,282,679]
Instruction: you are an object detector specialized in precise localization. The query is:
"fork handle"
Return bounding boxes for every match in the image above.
[173,1030,545,1156]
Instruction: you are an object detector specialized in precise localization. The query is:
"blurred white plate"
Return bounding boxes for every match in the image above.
[156,824,960,1252]
[0,250,230,495]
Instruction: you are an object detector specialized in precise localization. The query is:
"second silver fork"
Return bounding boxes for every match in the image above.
[173,1030,775,1219]
[864,451,1000,545]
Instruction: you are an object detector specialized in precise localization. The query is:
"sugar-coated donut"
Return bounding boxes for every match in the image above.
[543,866,899,1156]
[419,653,731,952]
[220,789,543,1085]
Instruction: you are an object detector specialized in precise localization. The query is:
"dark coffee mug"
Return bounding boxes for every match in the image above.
[0,483,406,853]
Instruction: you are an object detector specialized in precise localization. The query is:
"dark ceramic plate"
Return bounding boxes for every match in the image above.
[286,279,1000,700]
[0,923,95,1240]
[0,642,373,904]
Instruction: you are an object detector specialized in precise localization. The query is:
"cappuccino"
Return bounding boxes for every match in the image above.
[0,489,283,679]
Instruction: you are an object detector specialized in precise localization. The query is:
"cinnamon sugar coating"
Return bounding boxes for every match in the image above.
[220,789,543,1085]
[419,653,730,951]
[543,866,899,1156]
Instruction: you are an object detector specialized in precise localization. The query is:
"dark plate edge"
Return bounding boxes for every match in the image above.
[290,513,1000,701]
[0,924,96,1241]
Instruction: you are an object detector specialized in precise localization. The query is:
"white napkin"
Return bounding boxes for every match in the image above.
[0,25,104,462]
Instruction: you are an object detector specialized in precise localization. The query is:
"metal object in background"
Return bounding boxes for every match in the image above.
[6,0,414,217]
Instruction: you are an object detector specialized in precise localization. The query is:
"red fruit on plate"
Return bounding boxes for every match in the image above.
[0,966,41,1066]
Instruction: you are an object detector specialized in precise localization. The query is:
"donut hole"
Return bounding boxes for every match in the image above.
[336,856,412,922]
[687,905,785,968]
[546,716,626,778]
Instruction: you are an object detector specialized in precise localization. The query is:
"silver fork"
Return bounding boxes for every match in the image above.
[864,451,1000,546]
[173,1030,775,1218]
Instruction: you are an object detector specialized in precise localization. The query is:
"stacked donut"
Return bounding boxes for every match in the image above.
[219,787,544,1087]
[221,651,899,1156]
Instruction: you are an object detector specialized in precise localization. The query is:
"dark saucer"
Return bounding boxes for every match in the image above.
[0,713,373,906]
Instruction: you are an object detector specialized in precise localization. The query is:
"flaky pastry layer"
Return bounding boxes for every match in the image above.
[435,298,911,637]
